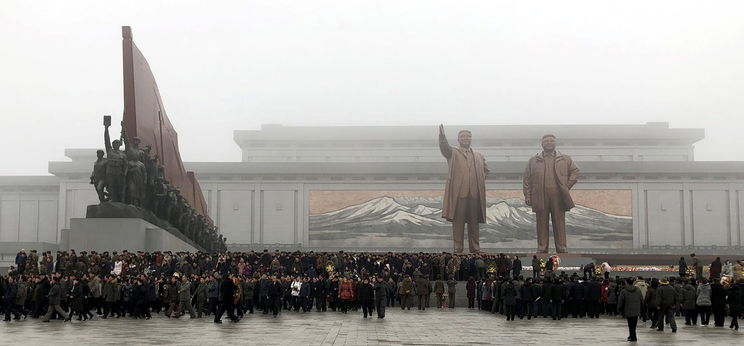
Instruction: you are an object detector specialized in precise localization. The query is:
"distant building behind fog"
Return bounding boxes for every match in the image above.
[1,122,743,264]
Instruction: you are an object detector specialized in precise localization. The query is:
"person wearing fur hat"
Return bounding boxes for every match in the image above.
[656,277,678,333]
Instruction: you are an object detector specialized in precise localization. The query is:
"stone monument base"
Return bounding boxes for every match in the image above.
[62,218,203,253]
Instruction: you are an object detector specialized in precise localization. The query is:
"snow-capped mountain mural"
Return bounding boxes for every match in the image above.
[309,194,633,249]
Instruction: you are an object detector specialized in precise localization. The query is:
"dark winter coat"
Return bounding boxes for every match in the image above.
[550,283,566,303]
[502,282,517,306]
[618,285,643,318]
[656,283,678,309]
[681,284,697,310]
[47,283,62,306]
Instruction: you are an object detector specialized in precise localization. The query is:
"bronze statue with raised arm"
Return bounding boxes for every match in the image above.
[438,124,489,253]
[103,116,128,203]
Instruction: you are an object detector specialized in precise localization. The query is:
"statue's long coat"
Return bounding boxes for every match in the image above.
[439,138,489,223]
[522,151,580,212]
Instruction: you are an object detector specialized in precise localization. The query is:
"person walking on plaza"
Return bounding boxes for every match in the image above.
[194,277,208,318]
[374,277,387,318]
[358,278,374,318]
[41,277,67,322]
[656,277,678,333]
[269,276,283,317]
[414,274,429,311]
[214,274,239,323]
[177,275,196,319]
[339,277,355,313]
[645,280,659,329]
[618,278,643,342]
[3,276,24,321]
[66,278,86,322]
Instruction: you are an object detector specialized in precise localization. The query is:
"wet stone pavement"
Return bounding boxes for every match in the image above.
[1,307,741,345]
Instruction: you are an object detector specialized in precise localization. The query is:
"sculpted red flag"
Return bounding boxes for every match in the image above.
[121,26,208,217]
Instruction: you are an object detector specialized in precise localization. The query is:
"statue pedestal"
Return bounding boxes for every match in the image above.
[62,218,202,253]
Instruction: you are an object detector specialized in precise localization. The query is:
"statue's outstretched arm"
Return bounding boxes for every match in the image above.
[438,124,452,159]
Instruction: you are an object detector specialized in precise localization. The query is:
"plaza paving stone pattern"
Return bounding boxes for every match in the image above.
[1,307,741,345]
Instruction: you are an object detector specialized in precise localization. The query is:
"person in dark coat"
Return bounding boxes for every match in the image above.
[357,278,375,318]
[531,256,541,279]
[656,277,678,332]
[617,279,643,342]
[645,280,659,329]
[681,280,698,325]
[298,277,312,312]
[512,256,522,280]
[267,275,283,317]
[41,277,67,322]
[214,274,239,323]
[586,278,602,318]
[678,257,688,278]
[728,280,743,330]
[710,279,727,327]
[568,278,586,318]
[15,249,27,275]
[519,278,535,319]
[502,280,517,321]
[466,277,476,309]
[3,276,23,321]
[550,279,566,320]
[374,277,387,318]
[66,278,86,322]
[709,257,722,280]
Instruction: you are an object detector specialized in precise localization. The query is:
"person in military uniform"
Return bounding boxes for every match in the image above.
[176,275,196,318]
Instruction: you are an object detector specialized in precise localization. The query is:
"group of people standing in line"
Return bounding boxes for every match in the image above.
[2,248,743,343]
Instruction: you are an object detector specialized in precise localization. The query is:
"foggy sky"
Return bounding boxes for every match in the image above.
[1,0,743,175]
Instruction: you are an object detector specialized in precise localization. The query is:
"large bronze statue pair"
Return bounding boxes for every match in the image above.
[439,126,579,254]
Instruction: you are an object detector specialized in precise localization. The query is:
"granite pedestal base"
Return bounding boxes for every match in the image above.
[63,218,201,253]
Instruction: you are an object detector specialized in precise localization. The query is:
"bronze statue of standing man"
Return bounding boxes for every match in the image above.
[438,125,489,253]
[523,134,580,253]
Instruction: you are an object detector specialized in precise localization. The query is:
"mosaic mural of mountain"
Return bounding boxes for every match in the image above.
[309,195,633,249]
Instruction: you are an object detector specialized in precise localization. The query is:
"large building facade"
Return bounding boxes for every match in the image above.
[1,122,743,263]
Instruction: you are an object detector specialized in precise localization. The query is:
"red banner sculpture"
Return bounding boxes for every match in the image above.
[121,26,208,218]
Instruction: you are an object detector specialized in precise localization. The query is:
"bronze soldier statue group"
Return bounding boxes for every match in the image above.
[91,117,226,253]
[3,249,743,343]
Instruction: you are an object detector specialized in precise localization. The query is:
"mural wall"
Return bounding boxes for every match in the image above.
[308,190,633,249]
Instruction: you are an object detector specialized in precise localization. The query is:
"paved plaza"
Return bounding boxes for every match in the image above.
[1,308,741,345]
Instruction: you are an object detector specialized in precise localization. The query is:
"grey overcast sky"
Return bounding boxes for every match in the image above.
[1,0,743,175]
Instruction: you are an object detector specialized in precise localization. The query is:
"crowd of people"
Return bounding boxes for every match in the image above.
[2,249,743,341]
